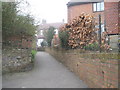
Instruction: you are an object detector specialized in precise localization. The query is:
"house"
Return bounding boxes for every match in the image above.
[67,0,105,33]
[67,0,120,50]
[67,0,104,23]
[104,1,120,50]
[37,21,65,47]
[105,1,120,35]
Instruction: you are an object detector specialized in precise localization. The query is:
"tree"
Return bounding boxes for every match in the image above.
[2,1,36,46]
[59,30,70,49]
[41,40,47,47]
[2,2,18,41]
[44,26,55,47]
[14,15,36,36]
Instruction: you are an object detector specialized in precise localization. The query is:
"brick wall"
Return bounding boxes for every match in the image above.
[68,3,92,22]
[67,3,104,23]
[46,48,118,88]
[7,35,33,48]
[105,2,119,35]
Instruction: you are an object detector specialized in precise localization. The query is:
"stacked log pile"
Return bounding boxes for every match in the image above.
[60,13,109,50]
[61,13,97,49]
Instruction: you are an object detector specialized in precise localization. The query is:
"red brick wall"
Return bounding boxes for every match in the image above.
[67,3,104,23]
[46,48,118,88]
[68,3,92,22]
[7,36,33,48]
[104,2,119,34]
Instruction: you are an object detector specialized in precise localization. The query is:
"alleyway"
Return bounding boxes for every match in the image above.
[3,52,87,88]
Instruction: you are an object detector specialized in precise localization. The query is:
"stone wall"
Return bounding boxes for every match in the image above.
[2,48,34,74]
[46,48,118,88]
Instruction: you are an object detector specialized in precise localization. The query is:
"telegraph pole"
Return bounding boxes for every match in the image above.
[99,14,102,53]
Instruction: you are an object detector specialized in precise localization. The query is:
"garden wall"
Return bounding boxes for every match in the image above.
[46,48,118,88]
[2,48,34,74]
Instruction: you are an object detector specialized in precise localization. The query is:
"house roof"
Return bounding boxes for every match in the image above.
[37,22,65,30]
[37,35,45,39]
[67,0,104,7]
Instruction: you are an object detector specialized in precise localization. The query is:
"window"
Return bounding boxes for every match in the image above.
[93,2,104,12]
[40,30,43,35]
[101,2,104,11]
[93,3,97,11]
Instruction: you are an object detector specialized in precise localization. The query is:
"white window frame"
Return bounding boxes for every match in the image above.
[93,2,104,12]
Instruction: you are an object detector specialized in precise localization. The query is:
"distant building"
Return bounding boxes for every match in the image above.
[37,22,65,47]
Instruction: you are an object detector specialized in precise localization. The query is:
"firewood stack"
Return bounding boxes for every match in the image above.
[60,13,109,51]
[61,13,98,49]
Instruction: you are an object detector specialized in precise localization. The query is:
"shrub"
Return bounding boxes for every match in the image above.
[41,40,48,47]
[44,26,55,47]
[84,42,99,51]
[59,30,70,49]
[31,50,37,63]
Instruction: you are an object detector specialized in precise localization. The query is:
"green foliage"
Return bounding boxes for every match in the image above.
[14,15,36,36]
[2,2,36,44]
[32,37,37,49]
[44,26,55,47]
[84,42,99,51]
[41,40,48,47]
[2,2,17,40]
[31,50,37,63]
[59,30,70,49]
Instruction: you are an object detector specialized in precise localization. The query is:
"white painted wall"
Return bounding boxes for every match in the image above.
[37,39,44,47]
[54,29,58,34]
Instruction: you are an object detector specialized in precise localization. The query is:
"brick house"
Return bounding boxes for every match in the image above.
[105,1,120,35]
[67,0,120,50]
[67,0,104,23]
[104,1,120,50]
[37,22,64,47]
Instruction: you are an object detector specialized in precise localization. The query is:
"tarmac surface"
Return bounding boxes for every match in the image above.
[2,52,88,88]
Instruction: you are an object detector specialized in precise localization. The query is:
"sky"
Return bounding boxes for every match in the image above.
[17,0,117,24]
[19,0,70,24]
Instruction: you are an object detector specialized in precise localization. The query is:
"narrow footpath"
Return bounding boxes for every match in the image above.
[3,52,88,88]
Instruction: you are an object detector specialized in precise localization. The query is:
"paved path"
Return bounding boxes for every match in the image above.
[3,52,88,88]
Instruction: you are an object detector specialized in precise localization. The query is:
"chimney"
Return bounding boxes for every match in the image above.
[62,19,65,23]
[42,19,46,24]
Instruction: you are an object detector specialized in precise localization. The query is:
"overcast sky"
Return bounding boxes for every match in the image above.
[19,0,70,23]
